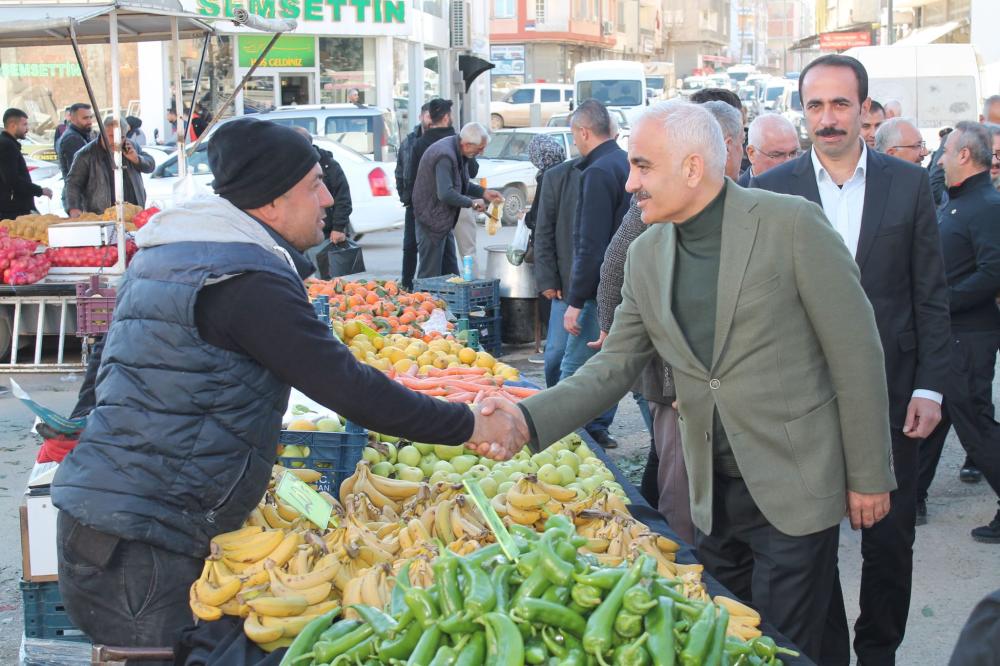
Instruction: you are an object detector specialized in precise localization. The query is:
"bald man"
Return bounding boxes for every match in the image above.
[739,113,801,186]
[874,117,929,166]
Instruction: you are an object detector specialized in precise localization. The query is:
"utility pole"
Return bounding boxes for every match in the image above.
[887,0,894,45]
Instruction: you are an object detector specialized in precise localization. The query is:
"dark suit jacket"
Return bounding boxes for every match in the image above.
[532,158,581,297]
[737,168,753,187]
[751,149,951,428]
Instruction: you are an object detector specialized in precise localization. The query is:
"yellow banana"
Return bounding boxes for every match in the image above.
[276,500,301,522]
[304,600,341,616]
[211,525,263,548]
[218,598,250,617]
[259,613,323,638]
[342,577,364,613]
[584,537,610,553]
[195,575,242,607]
[240,569,270,588]
[258,637,294,652]
[505,503,542,525]
[262,530,304,569]
[268,564,333,604]
[714,596,761,624]
[657,535,681,554]
[727,619,763,640]
[286,468,323,483]
[247,595,309,617]
[222,529,284,563]
[273,560,340,591]
[367,472,424,501]
[506,482,550,510]
[189,583,223,622]
[535,479,578,503]
[491,493,508,517]
[245,506,269,528]
[243,611,283,643]
[260,503,295,530]
[434,498,455,542]
[338,467,360,504]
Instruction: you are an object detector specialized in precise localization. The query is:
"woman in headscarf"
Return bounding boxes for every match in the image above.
[124,116,147,147]
[523,133,566,233]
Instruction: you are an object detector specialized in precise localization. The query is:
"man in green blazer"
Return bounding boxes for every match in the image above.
[471,101,896,661]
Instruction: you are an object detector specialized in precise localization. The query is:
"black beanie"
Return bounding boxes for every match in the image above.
[209,117,318,209]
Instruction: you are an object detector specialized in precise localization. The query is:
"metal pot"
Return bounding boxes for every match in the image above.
[485,244,537,298]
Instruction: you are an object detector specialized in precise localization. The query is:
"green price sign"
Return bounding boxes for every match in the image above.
[276,470,335,529]
[238,35,315,68]
[463,478,520,562]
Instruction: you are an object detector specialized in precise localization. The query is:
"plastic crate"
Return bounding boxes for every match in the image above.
[469,311,503,355]
[74,276,116,337]
[20,580,87,642]
[276,421,367,494]
[414,276,500,314]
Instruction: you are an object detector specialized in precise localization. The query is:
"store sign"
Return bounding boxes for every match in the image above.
[189,0,412,35]
[819,31,872,51]
[238,35,315,67]
[490,45,524,77]
[0,63,82,78]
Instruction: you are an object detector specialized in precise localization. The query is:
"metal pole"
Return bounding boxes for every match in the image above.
[110,11,126,274]
[184,34,211,141]
[171,18,188,178]
[887,0,894,45]
[68,23,108,154]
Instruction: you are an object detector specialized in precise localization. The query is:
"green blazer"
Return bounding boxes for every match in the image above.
[521,182,896,537]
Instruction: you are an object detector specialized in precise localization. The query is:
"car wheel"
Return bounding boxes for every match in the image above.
[500,186,527,226]
[490,114,504,131]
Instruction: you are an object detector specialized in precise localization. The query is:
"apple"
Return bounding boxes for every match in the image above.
[316,418,343,433]
[446,472,463,484]
[282,445,304,458]
[580,477,601,493]
[432,460,455,475]
[537,464,562,486]
[489,468,510,486]
[380,433,400,444]
[577,464,596,480]
[478,477,498,498]
[497,480,514,495]
[531,451,555,468]
[478,457,496,468]
[418,453,440,478]
[398,465,424,483]
[556,464,576,486]
[450,455,478,475]
[361,447,383,465]
[434,444,465,461]
[372,461,394,477]
[397,446,422,467]
[576,444,594,459]
[429,470,449,484]
[467,464,490,479]
[508,471,526,484]
[413,443,435,455]
[555,450,581,473]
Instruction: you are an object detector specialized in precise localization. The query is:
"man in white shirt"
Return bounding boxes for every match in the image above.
[751,54,951,666]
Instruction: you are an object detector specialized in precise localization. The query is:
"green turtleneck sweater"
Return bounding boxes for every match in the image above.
[671,183,741,478]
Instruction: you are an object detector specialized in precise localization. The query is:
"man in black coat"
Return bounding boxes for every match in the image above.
[0,108,51,218]
[293,127,352,243]
[916,121,1000,542]
[56,103,94,179]
[751,54,951,666]
[395,103,429,290]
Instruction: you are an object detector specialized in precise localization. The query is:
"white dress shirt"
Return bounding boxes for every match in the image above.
[810,142,942,405]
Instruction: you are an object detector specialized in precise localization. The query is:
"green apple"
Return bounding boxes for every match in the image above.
[531,451,555,468]
[397,446,422,467]
[548,439,568,453]
[413,442,435,455]
[509,471,526,484]
[537,463,562,486]
[433,460,455,475]
[489,468,510,486]
[418,453,439,477]
[379,433,400,444]
[429,470,449,484]
[398,465,424,483]
[362,446,384,465]
[577,464,596,480]
[467,464,490,479]
[434,444,465,461]
[580,476,601,493]
[450,455,478,475]
[316,418,344,433]
[478,477,499,498]
[446,472,463,484]
[372,461,394,477]
[568,483,586,500]
[555,450,581,473]
[498,480,514,495]
[382,442,398,464]
[282,445,304,458]
[478,457,496,468]
[514,450,531,461]
[556,464,576,486]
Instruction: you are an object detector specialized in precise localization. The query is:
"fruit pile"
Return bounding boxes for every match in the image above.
[344,332,520,381]
[275,516,797,666]
[0,229,50,285]
[308,278,450,339]
[45,240,139,267]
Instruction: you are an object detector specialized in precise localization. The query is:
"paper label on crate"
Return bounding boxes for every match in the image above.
[464,478,520,562]
[276,471,334,529]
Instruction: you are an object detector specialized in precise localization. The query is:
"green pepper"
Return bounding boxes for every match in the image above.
[525,636,548,664]
[513,564,553,606]
[517,549,542,577]
[511,597,589,637]
[330,634,376,665]
[724,636,752,658]
[433,553,464,618]
[454,632,486,666]
[612,634,650,666]
[573,567,627,591]
[679,602,716,666]
[622,585,657,615]
[280,608,340,666]
[440,612,480,635]
[543,585,572,605]
[544,513,575,534]
[348,604,398,639]
[391,560,413,616]
[404,587,439,628]
[614,611,644,639]
[645,597,675,666]
[569,600,591,615]
[492,563,515,613]
[556,538,581,563]
[703,607,728,666]
[377,618,423,661]
[478,611,524,666]
[538,530,576,586]
[553,647,587,666]
[541,625,569,659]
[748,636,799,660]
[317,619,361,643]
[459,557,496,616]
[428,644,459,666]
[509,523,540,542]
[312,624,374,663]
[465,542,505,567]
[406,625,442,666]
[582,555,648,658]
[571,584,602,609]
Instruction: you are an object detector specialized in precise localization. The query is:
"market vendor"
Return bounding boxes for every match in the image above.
[50,117,526,651]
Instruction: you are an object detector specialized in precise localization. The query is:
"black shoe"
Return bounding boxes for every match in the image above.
[960,465,983,483]
[590,431,618,449]
[916,500,927,526]
[971,511,1000,543]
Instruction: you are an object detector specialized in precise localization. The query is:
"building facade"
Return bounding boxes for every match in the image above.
[663,0,732,77]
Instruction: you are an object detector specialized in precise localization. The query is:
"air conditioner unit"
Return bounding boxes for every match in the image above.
[451,0,469,49]
[601,21,614,36]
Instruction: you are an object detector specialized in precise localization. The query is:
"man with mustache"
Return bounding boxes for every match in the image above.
[751,54,951,666]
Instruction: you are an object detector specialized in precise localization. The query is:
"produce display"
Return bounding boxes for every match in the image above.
[307,278,452,339]
[274,517,797,666]
[0,229,50,285]
[46,240,139,267]
[0,205,147,243]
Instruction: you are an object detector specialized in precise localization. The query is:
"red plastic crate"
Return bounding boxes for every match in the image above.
[75,276,117,337]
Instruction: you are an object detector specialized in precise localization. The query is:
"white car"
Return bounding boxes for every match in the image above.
[34,137,403,238]
[547,110,631,151]
[476,128,578,225]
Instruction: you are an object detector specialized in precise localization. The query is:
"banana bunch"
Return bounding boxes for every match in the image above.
[338,461,426,511]
[341,562,393,619]
[498,475,580,527]
[715,595,764,640]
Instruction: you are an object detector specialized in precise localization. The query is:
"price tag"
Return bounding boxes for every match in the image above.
[355,321,381,341]
[463,478,520,562]
[275,471,335,530]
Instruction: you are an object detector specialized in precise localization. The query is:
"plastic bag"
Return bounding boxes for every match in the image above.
[316,239,366,279]
[507,215,530,266]
[485,201,502,235]
[421,308,450,335]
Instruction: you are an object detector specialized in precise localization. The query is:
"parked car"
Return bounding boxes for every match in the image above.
[678,76,709,97]
[773,88,810,149]
[762,79,794,112]
[253,104,400,163]
[25,156,60,184]
[476,127,577,225]
[490,84,574,130]
[547,110,630,151]
[35,136,403,239]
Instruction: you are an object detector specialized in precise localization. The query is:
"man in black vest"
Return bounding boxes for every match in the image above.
[751,54,951,666]
[51,118,526,651]
[0,108,51,218]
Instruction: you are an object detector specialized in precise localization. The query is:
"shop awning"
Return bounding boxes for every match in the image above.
[893,20,965,46]
[0,0,214,48]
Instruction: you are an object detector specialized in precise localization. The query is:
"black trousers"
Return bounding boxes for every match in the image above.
[57,512,202,656]
[822,428,919,666]
[401,205,418,291]
[918,330,1000,507]
[696,474,839,663]
[640,440,660,508]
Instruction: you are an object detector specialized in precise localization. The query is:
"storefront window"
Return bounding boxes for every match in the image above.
[166,36,235,122]
[392,39,411,136]
[423,49,443,101]
[319,37,375,105]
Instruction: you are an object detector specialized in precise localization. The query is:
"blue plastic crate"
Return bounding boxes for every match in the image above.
[469,311,503,355]
[414,276,500,314]
[276,421,367,495]
[21,580,87,642]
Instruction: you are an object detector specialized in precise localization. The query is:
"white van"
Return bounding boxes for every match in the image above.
[844,44,981,150]
[573,60,647,126]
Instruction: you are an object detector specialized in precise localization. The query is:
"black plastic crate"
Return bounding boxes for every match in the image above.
[276,421,367,495]
[414,276,500,313]
[21,580,87,642]
[469,311,503,355]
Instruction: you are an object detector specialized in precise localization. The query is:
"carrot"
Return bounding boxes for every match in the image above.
[445,391,478,402]
[501,386,540,398]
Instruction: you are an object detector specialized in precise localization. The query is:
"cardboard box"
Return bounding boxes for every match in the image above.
[46,222,116,248]
[21,494,58,582]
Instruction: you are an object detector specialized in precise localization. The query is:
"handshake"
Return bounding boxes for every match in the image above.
[466,397,531,461]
